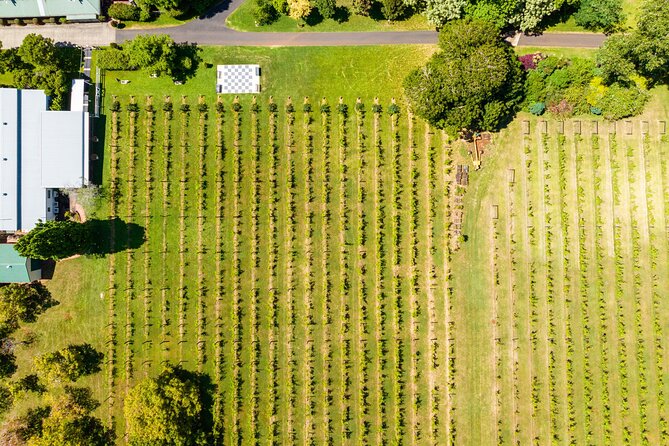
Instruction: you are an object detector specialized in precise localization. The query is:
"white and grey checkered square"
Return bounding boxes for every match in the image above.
[216,65,261,94]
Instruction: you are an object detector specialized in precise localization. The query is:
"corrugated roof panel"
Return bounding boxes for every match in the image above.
[0,0,100,18]
[40,111,87,189]
[0,244,31,283]
[0,89,19,232]
[20,90,48,232]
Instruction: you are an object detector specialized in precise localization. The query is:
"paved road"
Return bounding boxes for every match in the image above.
[0,0,606,48]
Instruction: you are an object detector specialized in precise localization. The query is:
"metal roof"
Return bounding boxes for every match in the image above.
[0,0,100,19]
[0,244,31,283]
[41,111,89,189]
[0,88,89,232]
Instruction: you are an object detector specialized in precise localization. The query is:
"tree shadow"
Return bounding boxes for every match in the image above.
[529,3,580,34]
[85,218,146,256]
[171,43,202,83]
[90,114,106,186]
[333,6,351,23]
[305,8,324,26]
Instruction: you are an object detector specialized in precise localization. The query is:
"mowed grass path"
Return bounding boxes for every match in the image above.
[454,90,669,444]
[103,94,456,443]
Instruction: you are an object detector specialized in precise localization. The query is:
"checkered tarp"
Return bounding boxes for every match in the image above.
[217,65,261,94]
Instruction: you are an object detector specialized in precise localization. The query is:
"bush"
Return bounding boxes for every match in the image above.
[253,0,278,25]
[110,101,121,112]
[96,48,130,70]
[529,102,545,115]
[303,102,312,113]
[108,3,141,21]
[597,84,649,120]
[518,53,544,71]
[32,18,40,25]
[315,0,336,19]
[574,0,623,33]
[139,8,152,22]
[59,17,68,24]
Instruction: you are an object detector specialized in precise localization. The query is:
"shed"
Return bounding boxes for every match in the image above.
[0,244,41,283]
[0,0,100,21]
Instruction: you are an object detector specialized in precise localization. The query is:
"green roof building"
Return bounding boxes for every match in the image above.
[0,0,100,21]
[0,244,41,283]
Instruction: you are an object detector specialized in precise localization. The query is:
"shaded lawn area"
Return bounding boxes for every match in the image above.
[226,0,432,32]
[8,255,108,418]
[100,45,437,102]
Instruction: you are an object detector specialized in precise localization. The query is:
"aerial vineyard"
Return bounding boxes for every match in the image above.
[103,95,456,444]
[455,118,669,445]
[103,91,669,445]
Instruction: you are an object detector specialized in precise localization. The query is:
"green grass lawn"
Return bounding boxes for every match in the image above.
[100,45,436,103]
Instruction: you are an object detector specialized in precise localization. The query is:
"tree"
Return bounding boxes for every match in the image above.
[125,365,210,446]
[0,283,57,336]
[125,34,177,75]
[596,0,669,85]
[574,0,623,33]
[288,0,313,21]
[33,344,103,383]
[382,0,406,20]
[425,0,466,26]
[95,48,131,71]
[596,34,638,83]
[108,3,141,21]
[253,0,279,24]
[0,406,51,446]
[315,0,336,19]
[404,19,524,136]
[351,0,374,15]
[14,220,91,260]
[17,34,57,69]
[26,388,114,446]
[631,0,669,83]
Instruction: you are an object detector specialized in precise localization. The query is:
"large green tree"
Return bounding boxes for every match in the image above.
[0,283,57,337]
[125,34,177,75]
[574,0,623,33]
[596,0,669,84]
[34,344,103,383]
[404,19,523,136]
[1,34,77,110]
[124,365,209,446]
[14,221,91,260]
[26,388,114,446]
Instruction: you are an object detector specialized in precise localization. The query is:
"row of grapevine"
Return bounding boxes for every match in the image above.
[106,100,121,425]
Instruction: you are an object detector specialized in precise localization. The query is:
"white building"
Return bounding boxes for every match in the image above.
[0,88,89,232]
